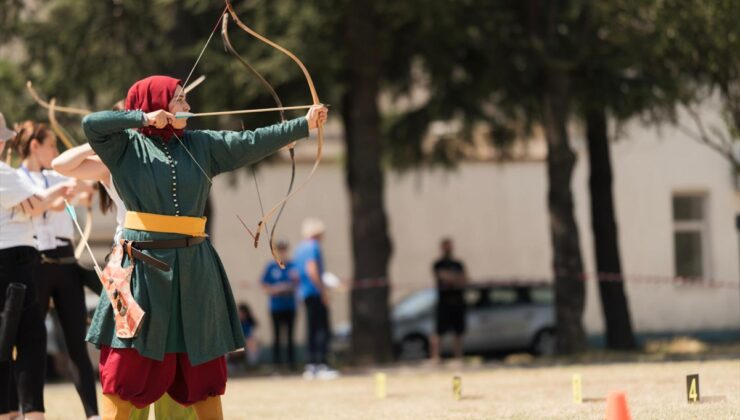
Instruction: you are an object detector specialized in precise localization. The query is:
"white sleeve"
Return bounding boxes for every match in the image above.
[0,164,39,209]
[43,169,71,187]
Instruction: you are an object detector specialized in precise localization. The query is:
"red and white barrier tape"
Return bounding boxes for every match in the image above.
[234,271,738,292]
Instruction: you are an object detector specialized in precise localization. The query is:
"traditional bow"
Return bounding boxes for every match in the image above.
[221,12,296,267]
[47,99,79,149]
[26,85,96,259]
[27,81,85,149]
[174,1,324,268]
[26,81,91,116]
[223,0,324,263]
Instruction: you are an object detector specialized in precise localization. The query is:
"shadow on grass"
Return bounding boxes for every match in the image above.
[698,395,727,404]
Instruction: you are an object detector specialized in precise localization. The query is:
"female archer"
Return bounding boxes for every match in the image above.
[82,75,327,419]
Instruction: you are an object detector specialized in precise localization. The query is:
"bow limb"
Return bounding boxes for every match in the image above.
[270,146,296,246]
[222,14,287,123]
[26,81,91,115]
[222,13,296,268]
[225,0,324,248]
[224,1,320,107]
[48,99,78,149]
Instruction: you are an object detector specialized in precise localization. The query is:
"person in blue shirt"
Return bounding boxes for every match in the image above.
[260,241,298,370]
[293,218,338,379]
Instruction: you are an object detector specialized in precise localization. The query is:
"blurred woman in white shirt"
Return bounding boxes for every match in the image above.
[0,113,76,420]
[9,121,99,419]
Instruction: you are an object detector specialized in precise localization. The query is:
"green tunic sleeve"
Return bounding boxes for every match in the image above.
[82,110,146,165]
[194,117,309,176]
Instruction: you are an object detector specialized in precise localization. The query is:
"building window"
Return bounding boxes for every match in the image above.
[672,194,709,279]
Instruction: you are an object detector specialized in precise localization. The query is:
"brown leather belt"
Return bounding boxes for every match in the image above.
[39,240,76,264]
[40,255,77,265]
[119,237,206,272]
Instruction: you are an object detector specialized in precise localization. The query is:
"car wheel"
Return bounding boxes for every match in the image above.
[531,328,556,356]
[399,335,429,360]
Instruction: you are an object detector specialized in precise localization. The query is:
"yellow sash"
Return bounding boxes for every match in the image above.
[124,211,207,237]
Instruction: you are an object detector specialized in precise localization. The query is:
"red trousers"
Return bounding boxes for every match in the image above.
[99,346,227,408]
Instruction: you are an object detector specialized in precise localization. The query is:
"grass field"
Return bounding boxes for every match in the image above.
[42,357,740,419]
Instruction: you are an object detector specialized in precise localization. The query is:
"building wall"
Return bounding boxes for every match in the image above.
[592,119,739,333]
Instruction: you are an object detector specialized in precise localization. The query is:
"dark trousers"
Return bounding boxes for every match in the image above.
[270,309,295,367]
[0,246,46,414]
[35,244,98,417]
[304,296,330,365]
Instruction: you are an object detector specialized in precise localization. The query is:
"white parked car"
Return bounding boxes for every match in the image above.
[333,282,556,360]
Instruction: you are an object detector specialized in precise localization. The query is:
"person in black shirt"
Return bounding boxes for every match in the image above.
[430,238,468,362]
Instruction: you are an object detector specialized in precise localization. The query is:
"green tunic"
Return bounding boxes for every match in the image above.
[83,110,309,365]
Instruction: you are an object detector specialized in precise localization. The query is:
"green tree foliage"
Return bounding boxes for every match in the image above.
[654,0,740,173]
[2,1,329,130]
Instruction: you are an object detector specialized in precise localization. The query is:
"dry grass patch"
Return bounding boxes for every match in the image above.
[43,358,740,419]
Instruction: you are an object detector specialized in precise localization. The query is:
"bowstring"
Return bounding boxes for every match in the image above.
[174,6,279,248]
[168,7,223,188]
[170,129,260,242]
[170,130,213,185]
[170,7,233,236]
[240,120,272,238]
[250,166,271,238]
[180,6,228,94]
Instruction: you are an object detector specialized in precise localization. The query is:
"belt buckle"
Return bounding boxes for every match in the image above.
[122,240,134,263]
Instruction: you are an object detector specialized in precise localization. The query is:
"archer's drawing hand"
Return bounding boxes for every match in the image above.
[144,110,176,129]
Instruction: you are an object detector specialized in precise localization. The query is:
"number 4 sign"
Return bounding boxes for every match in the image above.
[686,374,700,403]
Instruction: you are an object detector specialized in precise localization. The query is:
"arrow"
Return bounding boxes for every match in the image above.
[183,75,206,94]
[64,199,102,277]
[175,104,328,119]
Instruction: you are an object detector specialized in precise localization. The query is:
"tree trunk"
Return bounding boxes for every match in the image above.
[585,107,636,350]
[343,0,394,364]
[543,69,587,354]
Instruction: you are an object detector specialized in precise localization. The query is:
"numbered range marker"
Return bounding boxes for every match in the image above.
[452,375,462,401]
[375,372,387,399]
[572,374,583,404]
[686,374,700,403]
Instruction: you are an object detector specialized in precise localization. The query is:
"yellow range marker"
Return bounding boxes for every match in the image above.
[175,104,328,119]
[572,374,583,404]
[686,374,700,403]
[375,372,387,399]
[452,376,462,401]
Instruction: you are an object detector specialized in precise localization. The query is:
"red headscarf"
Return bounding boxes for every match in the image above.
[125,75,183,142]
